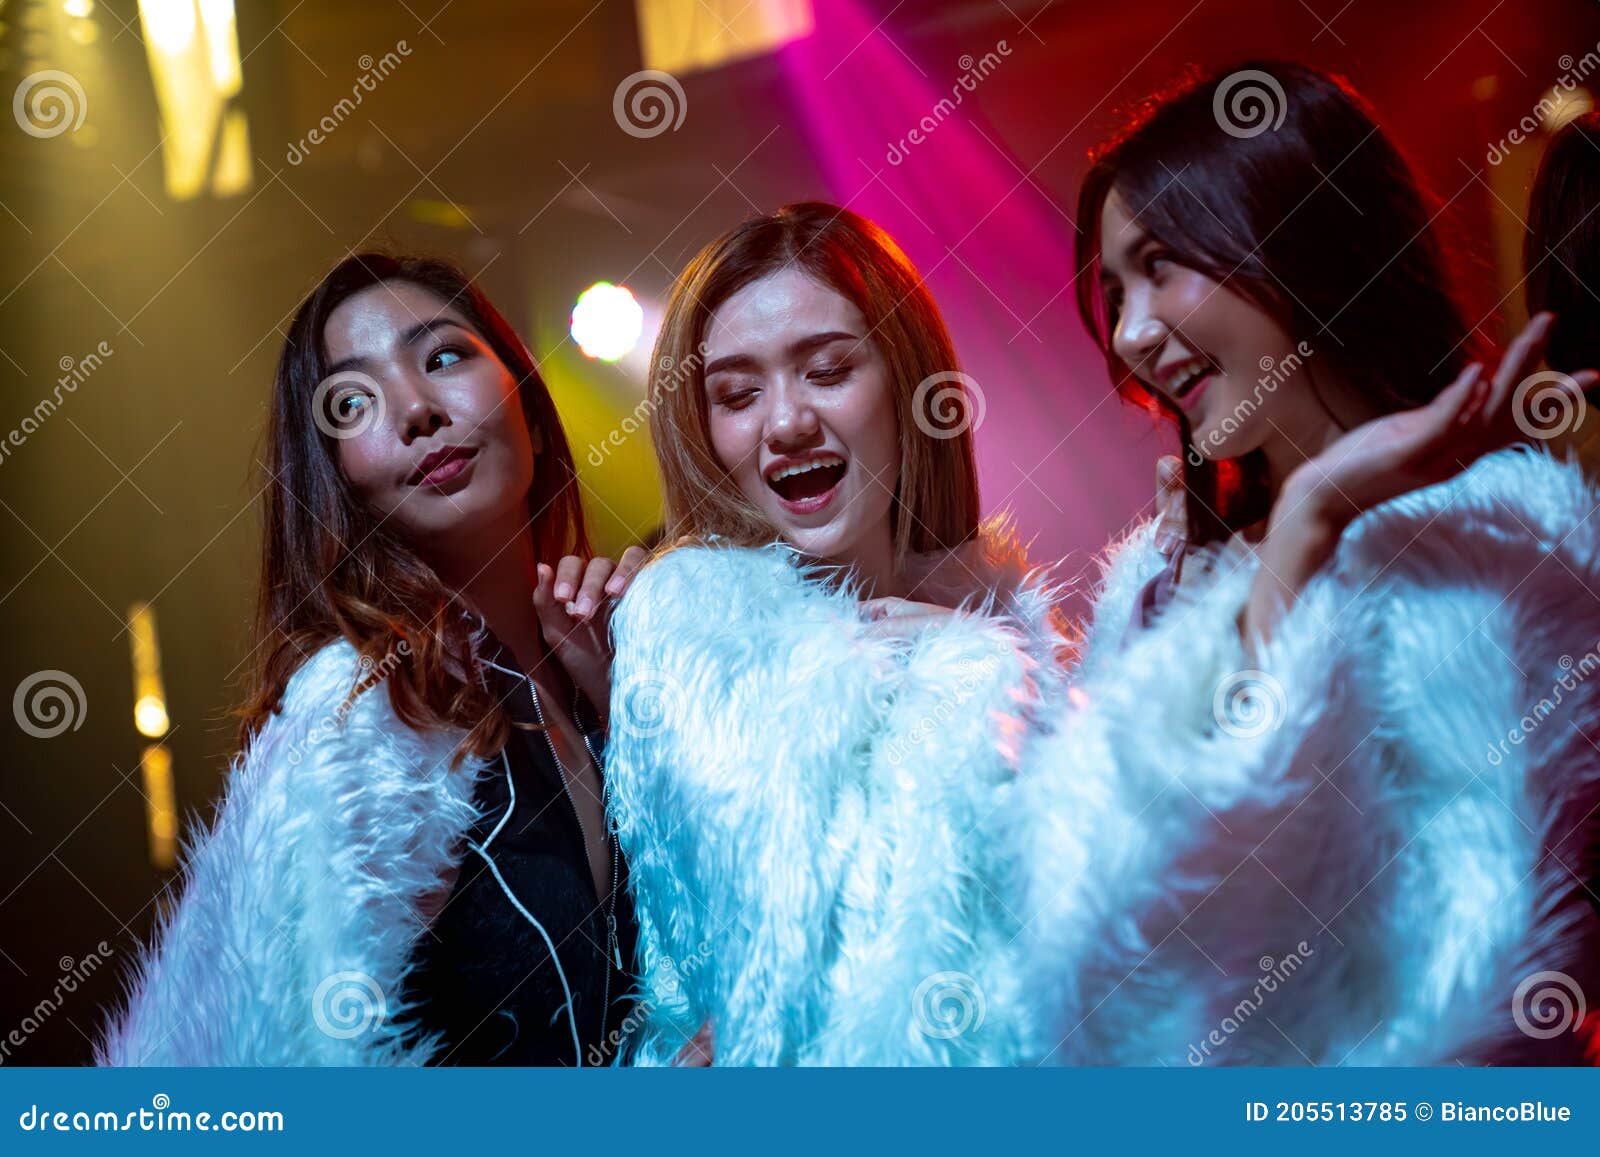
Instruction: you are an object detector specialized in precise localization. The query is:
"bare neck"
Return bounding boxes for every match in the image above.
[431,512,552,683]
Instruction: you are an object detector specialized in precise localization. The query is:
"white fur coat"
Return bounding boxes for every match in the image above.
[1015,447,1600,1066]
[97,641,486,1066]
[605,524,1065,1065]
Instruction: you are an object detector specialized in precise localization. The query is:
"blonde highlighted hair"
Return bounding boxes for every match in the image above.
[647,202,981,559]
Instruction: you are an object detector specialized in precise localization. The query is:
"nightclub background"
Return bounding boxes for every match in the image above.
[2,0,1598,1064]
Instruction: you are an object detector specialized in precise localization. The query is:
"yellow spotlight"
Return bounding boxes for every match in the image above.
[139,744,178,871]
[139,0,194,54]
[637,0,813,74]
[127,601,169,739]
[137,0,250,200]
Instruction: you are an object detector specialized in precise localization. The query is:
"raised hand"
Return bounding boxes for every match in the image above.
[1246,312,1595,644]
[532,546,651,720]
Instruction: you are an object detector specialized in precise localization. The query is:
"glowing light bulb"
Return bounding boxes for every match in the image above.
[570,282,644,362]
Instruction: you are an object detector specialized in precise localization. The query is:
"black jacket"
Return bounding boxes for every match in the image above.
[401,626,639,1065]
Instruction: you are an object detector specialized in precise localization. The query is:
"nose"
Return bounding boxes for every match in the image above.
[391,371,453,443]
[764,379,821,450]
[1112,301,1169,375]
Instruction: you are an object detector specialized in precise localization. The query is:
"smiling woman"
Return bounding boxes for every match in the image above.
[603,203,1068,1065]
[1010,60,1600,1066]
[96,253,652,1067]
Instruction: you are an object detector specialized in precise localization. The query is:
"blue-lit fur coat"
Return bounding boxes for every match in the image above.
[606,521,1065,1065]
[1015,447,1600,1065]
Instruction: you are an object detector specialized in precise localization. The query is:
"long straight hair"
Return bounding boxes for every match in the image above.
[1075,61,1480,549]
[238,253,590,763]
[1526,109,1600,375]
[649,202,982,560]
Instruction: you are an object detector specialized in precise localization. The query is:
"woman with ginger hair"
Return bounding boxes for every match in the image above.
[605,202,1064,1065]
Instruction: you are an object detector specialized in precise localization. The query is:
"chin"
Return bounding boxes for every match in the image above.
[1190,417,1263,463]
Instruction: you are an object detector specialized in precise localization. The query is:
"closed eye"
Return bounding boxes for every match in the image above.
[713,387,758,411]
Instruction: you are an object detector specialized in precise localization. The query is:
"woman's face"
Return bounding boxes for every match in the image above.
[321,281,539,551]
[702,267,900,568]
[1098,190,1319,465]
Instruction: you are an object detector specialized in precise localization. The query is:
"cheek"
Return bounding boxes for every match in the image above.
[1166,270,1227,332]
[707,410,762,479]
[462,372,537,482]
[336,437,396,507]
[840,372,899,469]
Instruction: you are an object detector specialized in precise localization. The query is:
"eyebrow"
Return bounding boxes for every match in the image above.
[325,316,470,377]
[703,330,863,377]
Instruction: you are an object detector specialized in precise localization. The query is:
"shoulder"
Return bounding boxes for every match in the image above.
[625,539,807,597]
[615,539,842,638]
[247,638,476,799]
[1337,447,1600,581]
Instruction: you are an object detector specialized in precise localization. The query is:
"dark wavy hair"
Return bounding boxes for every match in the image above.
[1526,109,1600,375]
[1075,60,1480,549]
[237,253,590,763]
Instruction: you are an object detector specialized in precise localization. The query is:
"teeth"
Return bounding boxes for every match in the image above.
[1169,360,1212,396]
[770,456,844,482]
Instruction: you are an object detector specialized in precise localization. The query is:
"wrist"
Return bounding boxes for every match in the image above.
[1276,468,1356,540]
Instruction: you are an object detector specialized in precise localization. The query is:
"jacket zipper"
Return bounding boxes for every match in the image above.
[525,675,620,1054]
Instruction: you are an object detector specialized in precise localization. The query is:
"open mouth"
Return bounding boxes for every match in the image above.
[765,453,848,511]
[1166,357,1219,409]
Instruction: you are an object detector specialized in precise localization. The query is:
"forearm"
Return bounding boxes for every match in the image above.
[1243,482,1348,647]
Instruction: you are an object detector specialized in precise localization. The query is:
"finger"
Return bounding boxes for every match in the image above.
[1488,312,1554,417]
[605,546,650,597]
[1440,362,1486,427]
[1154,455,1185,557]
[863,597,927,622]
[552,555,585,603]
[861,597,895,621]
[572,557,616,619]
[533,563,574,646]
[1404,361,1481,454]
[1454,363,1490,426]
[1155,454,1181,500]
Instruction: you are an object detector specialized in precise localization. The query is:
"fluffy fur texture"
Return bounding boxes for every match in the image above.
[606,521,1064,1065]
[97,641,486,1066]
[1015,447,1600,1066]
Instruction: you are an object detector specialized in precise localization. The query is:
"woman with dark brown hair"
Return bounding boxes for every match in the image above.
[604,202,1067,1065]
[98,253,649,1066]
[1015,61,1600,1066]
